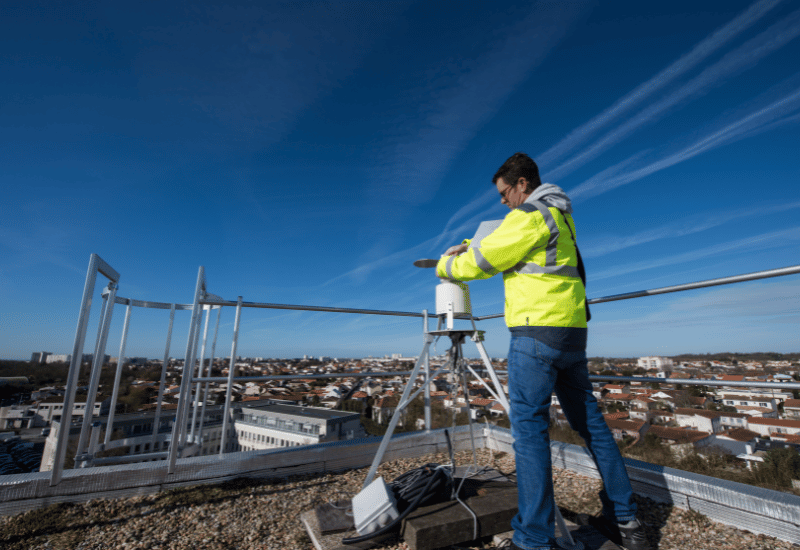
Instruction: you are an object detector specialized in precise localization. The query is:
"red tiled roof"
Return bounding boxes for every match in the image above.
[748,417,800,428]
[737,406,774,413]
[648,425,710,443]
[719,428,759,442]
[605,418,645,431]
[375,395,400,408]
[604,393,634,401]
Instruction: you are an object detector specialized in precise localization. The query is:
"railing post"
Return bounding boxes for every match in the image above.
[167,267,205,474]
[51,255,101,486]
[198,307,221,445]
[190,306,212,443]
[105,301,132,445]
[180,314,203,448]
[76,283,118,458]
[152,303,175,449]
[220,297,243,455]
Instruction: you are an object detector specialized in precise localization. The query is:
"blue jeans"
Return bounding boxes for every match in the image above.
[508,336,637,550]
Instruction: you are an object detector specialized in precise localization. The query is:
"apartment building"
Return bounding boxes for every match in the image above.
[745,417,800,438]
[39,400,364,469]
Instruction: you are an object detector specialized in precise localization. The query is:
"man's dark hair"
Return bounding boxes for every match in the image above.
[492,152,541,192]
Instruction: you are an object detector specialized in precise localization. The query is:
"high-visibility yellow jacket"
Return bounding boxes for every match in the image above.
[436,200,587,330]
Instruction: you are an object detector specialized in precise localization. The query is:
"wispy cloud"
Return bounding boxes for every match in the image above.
[582,201,800,258]
[571,83,800,201]
[0,223,85,277]
[547,5,800,181]
[376,1,592,206]
[431,0,787,250]
[592,278,800,331]
[319,234,443,287]
[591,227,800,282]
[537,0,785,170]
[431,186,499,252]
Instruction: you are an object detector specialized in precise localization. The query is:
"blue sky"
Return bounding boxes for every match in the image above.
[2,0,799,361]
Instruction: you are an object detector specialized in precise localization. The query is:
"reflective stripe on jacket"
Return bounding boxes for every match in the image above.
[435,200,587,328]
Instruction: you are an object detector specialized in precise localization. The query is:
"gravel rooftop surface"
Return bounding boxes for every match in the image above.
[0,448,796,550]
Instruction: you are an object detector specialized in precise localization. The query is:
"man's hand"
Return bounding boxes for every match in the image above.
[444,243,469,256]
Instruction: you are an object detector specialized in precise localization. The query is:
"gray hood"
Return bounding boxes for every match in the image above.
[524,183,572,213]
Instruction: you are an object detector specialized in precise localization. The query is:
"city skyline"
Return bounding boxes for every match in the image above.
[2,1,799,361]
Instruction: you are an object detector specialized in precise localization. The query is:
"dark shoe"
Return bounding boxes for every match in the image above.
[610,519,650,550]
[577,514,650,550]
[485,539,522,549]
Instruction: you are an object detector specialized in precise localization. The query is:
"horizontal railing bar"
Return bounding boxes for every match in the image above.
[192,370,455,383]
[473,264,800,320]
[95,255,120,283]
[199,298,427,317]
[89,452,169,466]
[587,264,800,305]
[587,375,800,390]
[108,265,800,319]
[191,371,800,391]
[113,297,193,310]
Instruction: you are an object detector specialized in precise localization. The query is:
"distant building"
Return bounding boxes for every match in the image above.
[674,408,722,434]
[30,352,51,364]
[783,399,800,419]
[719,394,778,412]
[746,417,800,438]
[604,418,648,442]
[637,356,674,371]
[39,400,364,470]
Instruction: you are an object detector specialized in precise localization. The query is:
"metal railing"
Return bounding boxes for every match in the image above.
[48,254,800,487]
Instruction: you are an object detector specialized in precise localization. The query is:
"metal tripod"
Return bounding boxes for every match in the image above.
[360,312,582,550]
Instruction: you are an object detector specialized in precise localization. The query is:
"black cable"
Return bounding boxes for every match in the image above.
[391,463,452,510]
[341,466,452,545]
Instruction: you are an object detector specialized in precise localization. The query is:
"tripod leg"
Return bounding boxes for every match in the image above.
[362,336,434,489]
[460,365,478,468]
[474,338,510,413]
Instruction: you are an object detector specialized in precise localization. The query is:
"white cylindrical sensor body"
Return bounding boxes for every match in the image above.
[436,280,471,316]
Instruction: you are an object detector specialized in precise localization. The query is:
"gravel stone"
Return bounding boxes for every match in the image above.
[0,449,795,549]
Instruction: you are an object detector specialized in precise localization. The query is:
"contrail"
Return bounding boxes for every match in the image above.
[430,186,499,251]
[378,1,591,205]
[571,85,800,201]
[548,6,800,182]
[431,0,785,250]
[582,201,800,258]
[536,0,785,170]
[678,85,800,159]
[590,226,800,282]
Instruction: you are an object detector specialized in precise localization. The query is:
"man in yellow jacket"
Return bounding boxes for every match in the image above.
[437,153,648,550]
